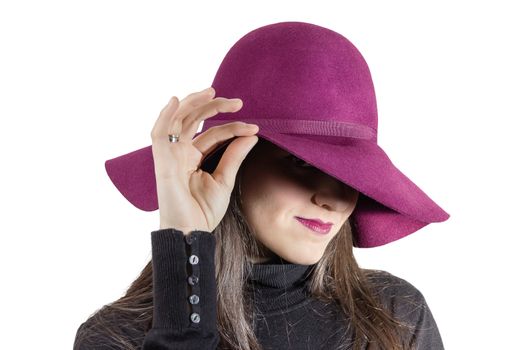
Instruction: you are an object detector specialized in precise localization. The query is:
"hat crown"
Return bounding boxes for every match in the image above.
[104,21,450,248]
[204,21,378,142]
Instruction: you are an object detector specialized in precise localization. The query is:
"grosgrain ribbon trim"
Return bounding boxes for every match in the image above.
[203,119,376,140]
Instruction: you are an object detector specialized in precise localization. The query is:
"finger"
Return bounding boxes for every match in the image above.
[212,135,259,190]
[151,87,214,141]
[181,97,243,140]
[167,87,216,142]
[151,96,179,139]
[192,121,259,159]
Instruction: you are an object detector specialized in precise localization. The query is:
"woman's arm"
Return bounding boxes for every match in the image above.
[406,294,444,350]
[142,228,219,350]
[73,228,219,350]
[368,270,445,350]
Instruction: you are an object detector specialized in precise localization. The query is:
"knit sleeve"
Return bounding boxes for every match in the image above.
[141,228,219,350]
[368,270,445,349]
[405,292,444,350]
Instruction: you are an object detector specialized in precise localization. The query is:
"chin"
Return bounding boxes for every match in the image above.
[284,254,322,265]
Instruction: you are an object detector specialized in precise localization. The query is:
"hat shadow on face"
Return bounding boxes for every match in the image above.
[243,137,360,204]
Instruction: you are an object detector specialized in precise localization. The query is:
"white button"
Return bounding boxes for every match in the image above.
[189,294,200,304]
[190,312,200,323]
[189,255,199,265]
[187,275,199,285]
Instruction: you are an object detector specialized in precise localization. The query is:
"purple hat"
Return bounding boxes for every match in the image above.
[105,21,450,248]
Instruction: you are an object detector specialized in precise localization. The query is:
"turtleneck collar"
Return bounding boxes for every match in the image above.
[246,259,315,314]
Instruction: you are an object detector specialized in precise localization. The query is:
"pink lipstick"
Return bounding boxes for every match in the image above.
[295,217,333,235]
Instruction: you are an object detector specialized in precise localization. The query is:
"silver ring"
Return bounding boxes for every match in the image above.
[168,134,180,143]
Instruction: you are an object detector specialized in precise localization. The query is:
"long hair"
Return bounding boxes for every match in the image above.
[75,140,416,350]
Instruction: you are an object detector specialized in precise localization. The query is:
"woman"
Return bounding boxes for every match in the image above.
[74,21,449,349]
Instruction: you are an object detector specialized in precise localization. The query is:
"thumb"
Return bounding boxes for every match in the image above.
[213,135,259,190]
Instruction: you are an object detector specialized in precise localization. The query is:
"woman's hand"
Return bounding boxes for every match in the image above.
[150,87,259,235]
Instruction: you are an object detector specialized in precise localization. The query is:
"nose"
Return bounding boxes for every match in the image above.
[311,180,356,213]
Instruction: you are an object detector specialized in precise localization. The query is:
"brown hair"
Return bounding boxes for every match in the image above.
[75,140,416,350]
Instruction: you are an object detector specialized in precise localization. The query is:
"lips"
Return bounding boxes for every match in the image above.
[295,217,333,234]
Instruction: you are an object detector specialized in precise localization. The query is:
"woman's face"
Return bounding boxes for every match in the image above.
[240,139,359,265]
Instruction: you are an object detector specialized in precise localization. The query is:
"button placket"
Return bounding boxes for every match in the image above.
[185,231,202,329]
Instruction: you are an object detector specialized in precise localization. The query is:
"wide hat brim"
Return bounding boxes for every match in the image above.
[105,128,449,248]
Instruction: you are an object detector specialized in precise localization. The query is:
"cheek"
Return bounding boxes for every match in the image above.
[242,174,304,227]
[249,172,304,206]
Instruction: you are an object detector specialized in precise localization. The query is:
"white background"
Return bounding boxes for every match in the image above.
[1,1,523,349]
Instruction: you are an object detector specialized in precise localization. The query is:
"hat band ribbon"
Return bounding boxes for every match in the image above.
[203,118,376,140]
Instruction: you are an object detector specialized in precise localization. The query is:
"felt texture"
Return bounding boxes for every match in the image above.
[104,21,449,248]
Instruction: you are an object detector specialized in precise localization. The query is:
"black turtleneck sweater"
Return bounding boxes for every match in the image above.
[74,228,444,349]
